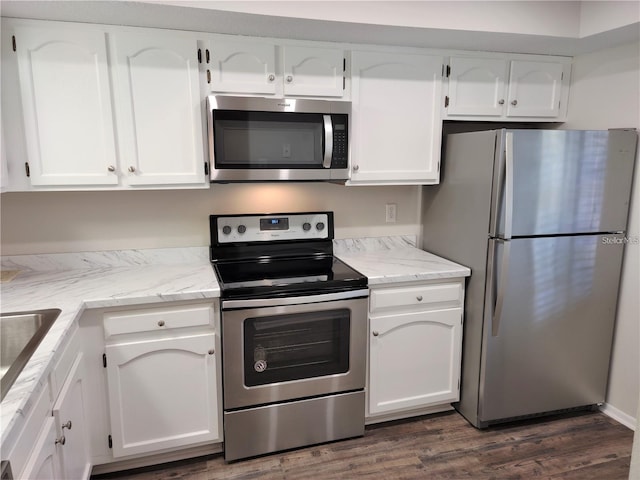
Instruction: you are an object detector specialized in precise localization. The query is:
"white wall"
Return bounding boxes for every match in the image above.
[0,184,421,254]
[579,1,640,37]
[149,0,582,37]
[563,40,640,426]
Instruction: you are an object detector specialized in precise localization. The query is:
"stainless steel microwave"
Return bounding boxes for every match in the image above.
[206,95,350,182]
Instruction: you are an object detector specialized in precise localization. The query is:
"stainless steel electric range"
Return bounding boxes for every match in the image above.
[209,212,369,462]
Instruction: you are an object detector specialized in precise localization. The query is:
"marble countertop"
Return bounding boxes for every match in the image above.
[0,247,219,446]
[334,236,471,284]
[0,238,469,448]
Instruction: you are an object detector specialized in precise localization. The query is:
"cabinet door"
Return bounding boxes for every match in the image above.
[14,25,118,186]
[446,57,508,116]
[110,31,206,186]
[52,353,91,480]
[351,51,443,184]
[105,332,219,457]
[506,60,564,117]
[283,46,344,97]
[210,39,277,94]
[20,418,62,480]
[369,308,462,415]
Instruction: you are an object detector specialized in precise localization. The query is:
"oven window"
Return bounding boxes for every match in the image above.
[243,309,350,387]
[213,111,324,169]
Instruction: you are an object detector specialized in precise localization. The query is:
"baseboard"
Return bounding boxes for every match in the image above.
[600,403,637,430]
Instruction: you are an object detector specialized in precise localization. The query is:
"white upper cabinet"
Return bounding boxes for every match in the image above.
[350,50,443,185]
[446,57,508,116]
[444,56,570,121]
[506,60,565,117]
[208,37,345,98]
[14,24,119,186]
[209,39,277,95]
[109,31,207,186]
[282,46,345,97]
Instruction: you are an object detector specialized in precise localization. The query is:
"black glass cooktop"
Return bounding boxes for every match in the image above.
[214,255,367,300]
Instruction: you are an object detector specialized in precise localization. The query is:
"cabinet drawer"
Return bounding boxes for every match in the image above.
[370,282,462,313]
[104,303,214,338]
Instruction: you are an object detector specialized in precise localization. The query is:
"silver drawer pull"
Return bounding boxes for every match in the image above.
[372,331,379,336]
[157,320,165,327]
[208,349,215,355]
[62,420,72,430]
[55,435,66,446]
[416,296,423,302]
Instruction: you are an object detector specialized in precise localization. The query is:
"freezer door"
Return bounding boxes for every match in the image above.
[479,234,625,423]
[494,129,637,237]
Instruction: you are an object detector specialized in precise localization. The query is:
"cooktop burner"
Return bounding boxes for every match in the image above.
[209,212,367,300]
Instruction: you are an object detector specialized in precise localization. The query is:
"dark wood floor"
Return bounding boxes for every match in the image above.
[94,411,633,480]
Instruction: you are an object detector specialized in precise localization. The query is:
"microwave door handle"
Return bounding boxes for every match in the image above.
[322,115,333,168]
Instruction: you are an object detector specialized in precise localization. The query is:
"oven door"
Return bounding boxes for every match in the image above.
[222,291,368,410]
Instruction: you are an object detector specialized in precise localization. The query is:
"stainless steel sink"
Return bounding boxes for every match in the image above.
[1,309,61,401]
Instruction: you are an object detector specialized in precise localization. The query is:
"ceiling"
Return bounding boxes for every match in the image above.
[1,0,638,56]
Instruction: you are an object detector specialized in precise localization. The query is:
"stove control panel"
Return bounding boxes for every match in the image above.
[216,213,331,243]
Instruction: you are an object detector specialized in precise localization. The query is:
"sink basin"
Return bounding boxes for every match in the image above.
[1,309,61,401]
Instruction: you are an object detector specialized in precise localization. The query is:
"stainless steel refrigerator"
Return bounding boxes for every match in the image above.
[422,129,637,428]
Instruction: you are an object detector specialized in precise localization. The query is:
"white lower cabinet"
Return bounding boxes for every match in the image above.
[11,328,91,480]
[53,353,91,480]
[367,280,464,420]
[102,302,221,459]
[20,418,62,480]
[105,333,219,458]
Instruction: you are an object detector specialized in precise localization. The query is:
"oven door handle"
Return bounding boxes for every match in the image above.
[322,115,333,168]
[222,288,369,310]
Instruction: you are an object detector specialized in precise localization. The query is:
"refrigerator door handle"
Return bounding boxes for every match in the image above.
[489,131,506,237]
[504,132,514,240]
[492,239,511,337]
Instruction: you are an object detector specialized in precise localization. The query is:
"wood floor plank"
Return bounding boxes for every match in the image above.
[92,411,633,480]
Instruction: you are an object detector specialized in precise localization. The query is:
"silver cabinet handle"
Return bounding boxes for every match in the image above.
[128,166,136,173]
[322,115,333,168]
[286,75,293,83]
[157,320,165,327]
[62,420,72,430]
[353,165,359,172]
[208,349,215,355]
[498,99,505,105]
[107,165,116,172]
[511,100,517,106]
[268,74,275,82]
[55,435,66,446]
[416,295,423,302]
[372,331,379,337]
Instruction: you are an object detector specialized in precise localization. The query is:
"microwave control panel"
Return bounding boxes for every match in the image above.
[331,115,348,169]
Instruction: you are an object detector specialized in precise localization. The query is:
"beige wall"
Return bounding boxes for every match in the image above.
[0,184,421,254]
[563,40,640,424]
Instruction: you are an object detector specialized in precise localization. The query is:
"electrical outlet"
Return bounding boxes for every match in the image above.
[385,203,397,223]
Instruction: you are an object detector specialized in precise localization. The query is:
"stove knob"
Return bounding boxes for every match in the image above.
[316,222,325,231]
[222,225,232,235]
[303,222,311,231]
[237,225,247,234]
